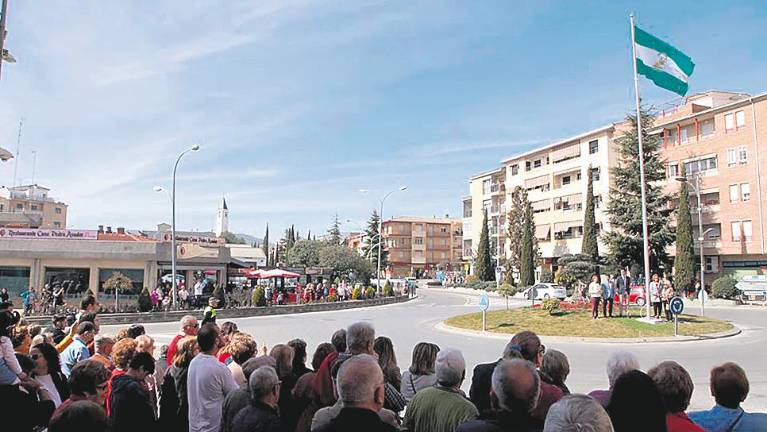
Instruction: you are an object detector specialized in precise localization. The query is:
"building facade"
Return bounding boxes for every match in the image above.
[382,216,463,277]
[656,91,767,283]
[463,125,621,276]
[0,184,68,229]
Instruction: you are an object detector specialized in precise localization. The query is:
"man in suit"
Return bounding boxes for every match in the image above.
[615,269,631,317]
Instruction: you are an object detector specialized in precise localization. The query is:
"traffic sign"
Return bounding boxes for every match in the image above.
[669,297,684,315]
[478,292,490,311]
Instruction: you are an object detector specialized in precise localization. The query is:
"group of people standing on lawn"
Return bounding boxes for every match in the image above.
[587,270,677,321]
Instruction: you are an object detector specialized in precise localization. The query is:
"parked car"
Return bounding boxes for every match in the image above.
[614,286,646,306]
[161,274,185,284]
[513,283,567,300]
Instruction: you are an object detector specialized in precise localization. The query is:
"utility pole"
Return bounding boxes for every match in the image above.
[12,117,22,186]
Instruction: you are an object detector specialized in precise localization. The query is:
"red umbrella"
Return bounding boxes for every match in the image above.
[243,269,265,279]
[261,269,301,279]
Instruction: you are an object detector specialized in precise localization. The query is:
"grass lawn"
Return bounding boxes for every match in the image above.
[444,308,734,338]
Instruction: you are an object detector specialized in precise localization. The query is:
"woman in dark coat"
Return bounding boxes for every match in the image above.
[159,336,198,432]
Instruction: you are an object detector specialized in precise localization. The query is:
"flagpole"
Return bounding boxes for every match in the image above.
[630,13,653,321]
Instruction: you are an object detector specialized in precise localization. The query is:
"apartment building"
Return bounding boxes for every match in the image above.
[656,90,767,283]
[0,184,68,229]
[463,125,621,275]
[382,216,463,277]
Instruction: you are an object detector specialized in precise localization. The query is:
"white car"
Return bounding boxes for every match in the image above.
[514,283,567,300]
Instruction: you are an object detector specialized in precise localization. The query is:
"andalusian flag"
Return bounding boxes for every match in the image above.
[634,26,695,96]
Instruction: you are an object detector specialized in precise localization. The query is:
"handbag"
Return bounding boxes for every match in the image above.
[384,381,408,412]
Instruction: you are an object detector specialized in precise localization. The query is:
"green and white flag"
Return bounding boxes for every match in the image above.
[634,26,695,96]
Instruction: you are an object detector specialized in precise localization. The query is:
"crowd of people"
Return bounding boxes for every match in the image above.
[1,295,765,432]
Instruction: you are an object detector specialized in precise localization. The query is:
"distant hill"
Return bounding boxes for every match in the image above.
[235,233,262,246]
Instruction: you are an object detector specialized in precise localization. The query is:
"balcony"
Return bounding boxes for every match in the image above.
[0,210,43,227]
[490,183,505,195]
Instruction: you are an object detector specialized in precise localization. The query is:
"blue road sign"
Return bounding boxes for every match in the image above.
[669,297,684,315]
[479,292,490,312]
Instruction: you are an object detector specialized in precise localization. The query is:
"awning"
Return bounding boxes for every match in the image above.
[524,175,549,189]
[535,225,551,239]
[554,221,582,232]
[553,193,582,205]
[261,269,301,279]
[531,199,550,211]
[551,143,580,162]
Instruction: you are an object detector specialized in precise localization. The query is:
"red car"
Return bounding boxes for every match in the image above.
[614,285,646,306]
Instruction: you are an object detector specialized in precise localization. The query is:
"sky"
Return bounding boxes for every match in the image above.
[1,1,766,239]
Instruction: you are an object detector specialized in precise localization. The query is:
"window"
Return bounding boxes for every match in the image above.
[727,149,737,167]
[589,140,599,154]
[15,203,23,210]
[705,257,719,273]
[736,111,745,128]
[562,175,571,186]
[725,113,734,131]
[667,163,679,178]
[741,183,751,202]
[31,205,38,211]
[483,179,491,195]
[743,221,753,241]
[700,119,714,137]
[440,226,447,233]
[668,128,678,144]
[54,207,62,214]
[511,165,519,175]
[684,156,717,175]
[729,185,739,203]
[595,195,603,209]
[738,146,748,165]
[525,161,531,171]
[53,222,61,229]
[414,237,423,245]
[731,221,741,241]
[591,167,600,182]
[533,159,542,169]
[680,125,692,143]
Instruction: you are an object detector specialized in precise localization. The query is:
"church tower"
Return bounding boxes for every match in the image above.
[215,197,229,237]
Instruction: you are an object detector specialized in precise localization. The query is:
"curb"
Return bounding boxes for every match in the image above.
[435,320,742,344]
[22,295,415,326]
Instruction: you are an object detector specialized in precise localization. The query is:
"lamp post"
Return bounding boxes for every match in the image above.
[167,144,200,308]
[674,174,708,316]
[375,186,407,293]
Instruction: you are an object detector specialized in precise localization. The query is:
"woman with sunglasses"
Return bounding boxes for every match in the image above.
[30,342,70,407]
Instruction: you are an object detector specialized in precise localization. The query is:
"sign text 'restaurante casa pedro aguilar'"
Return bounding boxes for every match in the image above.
[0,228,98,240]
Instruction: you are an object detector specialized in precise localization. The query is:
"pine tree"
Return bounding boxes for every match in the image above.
[505,187,539,285]
[519,201,535,286]
[262,224,270,267]
[581,165,600,273]
[604,107,674,273]
[475,209,495,281]
[674,165,696,294]
[328,214,342,245]
[362,209,388,267]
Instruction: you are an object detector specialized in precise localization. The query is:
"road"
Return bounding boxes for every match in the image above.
[102,287,767,411]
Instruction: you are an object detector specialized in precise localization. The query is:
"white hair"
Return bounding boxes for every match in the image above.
[607,351,640,388]
[436,348,466,387]
[346,322,375,353]
[544,394,614,432]
[249,366,280,400]
[180,315,197,329]
[492,359,540,412]
[336,354,382,404]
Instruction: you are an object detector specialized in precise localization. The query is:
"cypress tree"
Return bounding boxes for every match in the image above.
[328,214,342,245]
[581,165,599,274]
[262,224,270,266]
[476,209,495,281]
[519,201,535,286]
[674,165,696,294]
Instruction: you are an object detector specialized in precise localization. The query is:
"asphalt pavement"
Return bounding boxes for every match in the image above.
[102,286,767,411]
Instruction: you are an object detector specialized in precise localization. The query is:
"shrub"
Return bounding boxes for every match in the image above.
[712,276,739,299]
[327,294,338,302]
[351,286,362,300]
[465,274,478,283]
[541,298,561,315]
[365,287,376,299]
[212,284,226,308]
[137,287,152,312]
[383,280,394,297]
[540,269,554,283]
[252,286,266,306]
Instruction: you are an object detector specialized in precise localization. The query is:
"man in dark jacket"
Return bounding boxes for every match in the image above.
[314,354,397,432]
[110,351,156,432]
[458,359,539,432]
[230,366,284,432]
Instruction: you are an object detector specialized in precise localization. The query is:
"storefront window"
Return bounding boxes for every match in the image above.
[98,269,144,296]
[44,267,90,298]
[0,266,31,298]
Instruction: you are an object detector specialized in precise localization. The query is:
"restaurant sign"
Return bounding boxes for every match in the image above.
[162,232,223,245]
[0,228,98,240]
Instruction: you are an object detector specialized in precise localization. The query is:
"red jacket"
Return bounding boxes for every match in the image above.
[667,412,705,432]
[166,334,184,366]
[105,368,127,416]
[312,351,340,407]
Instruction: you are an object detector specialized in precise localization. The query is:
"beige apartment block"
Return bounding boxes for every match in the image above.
[382,216,463,277]
[656,91,767,284]
[463,125,622,276]
[0,184,68,229]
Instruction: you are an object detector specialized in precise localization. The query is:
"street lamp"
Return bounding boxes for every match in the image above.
[371,186,407,293]
[673,174,707,316]
[168,144,200,308]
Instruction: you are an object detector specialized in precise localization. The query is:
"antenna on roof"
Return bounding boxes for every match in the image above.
[11,117,23,187]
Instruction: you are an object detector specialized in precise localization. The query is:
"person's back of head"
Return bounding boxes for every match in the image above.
[242,356,277,382]
[80,295,97,312]
[510,331,542,364]
[648,361,695,414]
[710,362,749,409]
[126,324,145,339]
[346,322,375,354]
[49,400,108,432]
[249,366,281,405]
[197,323,219,353]
[129,351,156,377]
[331,329,347,353]
[435,347,466,389]
[607,370,666,432]
[76,321,95,337]
[409,342,440,375]
[312,343,336,371]
[69,361,110,400]
[269,344,295,378]
[336,354,384,411]
[112,338,138,370]
[544,394,613,432]
[492,358,540,414]
[541,349,570,385]
[606,351,640,389]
